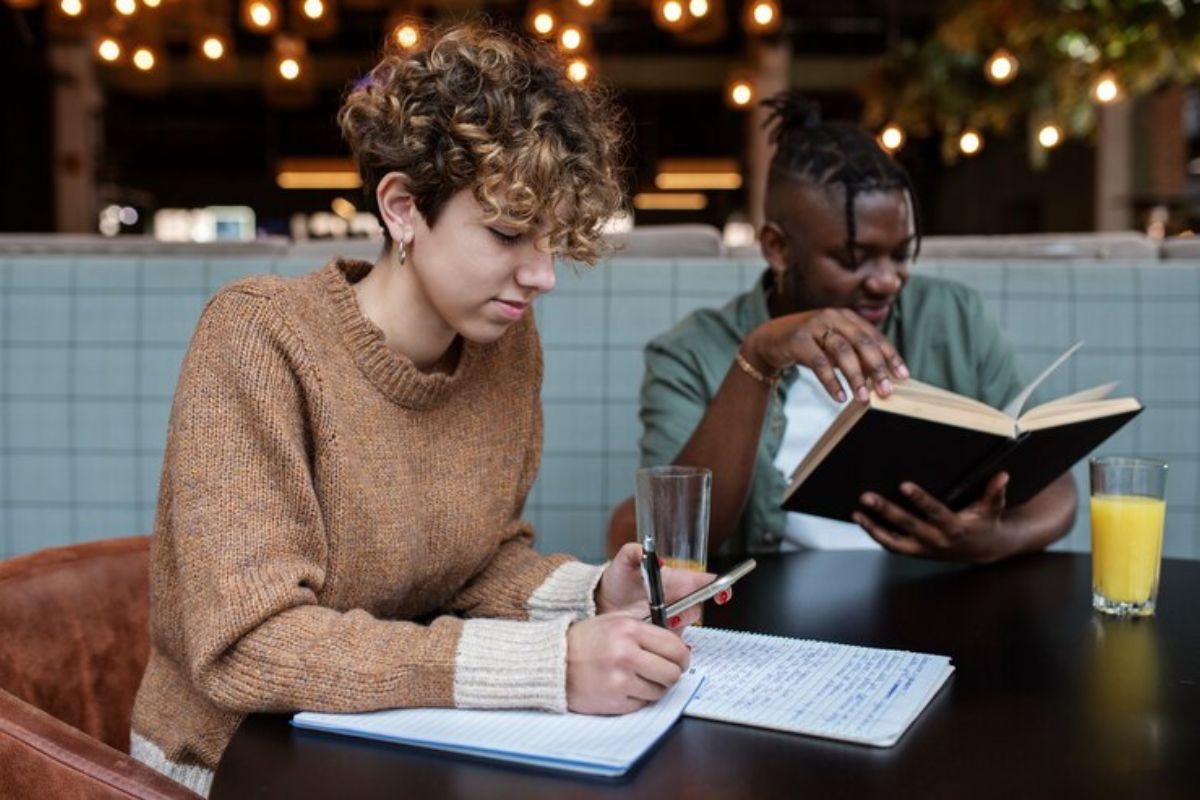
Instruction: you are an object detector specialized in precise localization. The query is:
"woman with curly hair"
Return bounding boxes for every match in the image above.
[130,24,709,795]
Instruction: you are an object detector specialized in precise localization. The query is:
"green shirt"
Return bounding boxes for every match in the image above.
[639,271,1027,555]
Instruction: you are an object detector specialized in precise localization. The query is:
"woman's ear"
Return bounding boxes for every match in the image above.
[376,172,417,245]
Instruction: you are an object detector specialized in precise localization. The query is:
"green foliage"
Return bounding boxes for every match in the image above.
[859,0,1200,162]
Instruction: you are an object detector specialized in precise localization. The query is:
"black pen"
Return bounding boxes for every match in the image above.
[641,536,668,628]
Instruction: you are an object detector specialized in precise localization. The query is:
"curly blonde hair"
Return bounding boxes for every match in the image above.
[338,23,627,265]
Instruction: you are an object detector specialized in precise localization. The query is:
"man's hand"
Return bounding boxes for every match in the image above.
[597,543,716,627]
[742,308,909,403]
[852,472,1013,564]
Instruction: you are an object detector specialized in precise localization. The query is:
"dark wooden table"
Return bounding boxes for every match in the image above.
[211,551,1200,799]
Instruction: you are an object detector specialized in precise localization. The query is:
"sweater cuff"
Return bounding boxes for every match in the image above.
[453,616,572,712]
[526,560,605,622]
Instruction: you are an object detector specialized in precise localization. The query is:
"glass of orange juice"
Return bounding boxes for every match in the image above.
[1089,456,1168,617]
[635,466,711,621]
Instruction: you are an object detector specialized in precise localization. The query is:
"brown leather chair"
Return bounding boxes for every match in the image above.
[0,536,200,799]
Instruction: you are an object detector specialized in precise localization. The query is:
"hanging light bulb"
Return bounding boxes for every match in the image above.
[1037,123,1063,149]
[726,78,755,109]
[566,58,590,84]
[575,0,595,7]
[745,0,782,34]
[96,37,122,63]
[689,0,709,18]
[302,0,324,20]
[652,0,691,30]
[142,0,161,7]
[132,47,156,71]
[1092,72,1121,104]
[529,8,556,38]
[878,123,906,153]
[59,0,84,17]
[201,35,226,61]
[393,22,419,49]
[113,0,136,16]
[958,129,983,156]
[278,57,301,81]
[984,48,1019,85]
[244,0,278,32]
[559,24,585,52]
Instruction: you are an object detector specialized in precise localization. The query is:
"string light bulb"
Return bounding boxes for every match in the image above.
[529,9,556,37]
[60,0,84,17]
[201,36,226,61]
[689,0,709,17]
[566,58,590,83]
[878,123,905,153]
[726,78,755,108]
[1092,72,1121,104]
[745,0,782,34]
[96,37,122,63]
[657,0,686,30]
[984,48,1018,85]
[575,0,595,7]
[278,57,300,81]
[393,22,419,50]
[245,1,277,32]
[1037,123,1063,149]
[113,0,136,16]
[559,24,584,52]
[958,129,983,156]
[132,47,156,71]
[302,0,324,19]
[142,0,160,7]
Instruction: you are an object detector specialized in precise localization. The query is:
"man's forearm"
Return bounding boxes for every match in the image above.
[998,472,1078,557]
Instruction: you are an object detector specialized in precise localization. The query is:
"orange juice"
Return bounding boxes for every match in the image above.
[1090,494,1166,605]
[662,557,706,625]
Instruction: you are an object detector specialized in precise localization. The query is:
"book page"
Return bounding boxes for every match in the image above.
[292,671,703,777]
[682,627,952,748]
[1002,340,1084,418]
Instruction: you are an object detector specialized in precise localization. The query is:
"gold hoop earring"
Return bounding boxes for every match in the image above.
[396,239,407,266]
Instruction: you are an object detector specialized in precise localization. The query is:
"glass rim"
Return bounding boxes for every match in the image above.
[636,465,712,479]
[1089,455,1168,471]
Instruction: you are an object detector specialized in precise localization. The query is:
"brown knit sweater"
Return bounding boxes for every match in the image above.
[130,260,603,794]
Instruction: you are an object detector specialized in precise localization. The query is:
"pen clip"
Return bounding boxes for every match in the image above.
[641,536,668,628]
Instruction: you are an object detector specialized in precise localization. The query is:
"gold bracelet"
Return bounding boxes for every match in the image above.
[734,350,779,386]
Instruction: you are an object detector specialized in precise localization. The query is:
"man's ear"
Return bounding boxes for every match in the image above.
[376,172,418,244]
[759,221,789,273]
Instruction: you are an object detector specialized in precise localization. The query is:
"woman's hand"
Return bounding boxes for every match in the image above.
[565,612,691,714]
[596,543,715,626]
[741,308,908,402]
[852,472,1012,564]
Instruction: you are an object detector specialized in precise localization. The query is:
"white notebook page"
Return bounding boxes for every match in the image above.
[682,627,953,747]
[292,671,703,777]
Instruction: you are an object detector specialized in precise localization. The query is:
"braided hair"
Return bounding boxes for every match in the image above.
[762,93,922,264]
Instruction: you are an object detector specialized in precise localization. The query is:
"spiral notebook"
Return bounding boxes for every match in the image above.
[682,627,954,747]
[291,671,704,778]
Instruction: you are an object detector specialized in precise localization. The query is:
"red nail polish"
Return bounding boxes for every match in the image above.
[715,590,730,605]
[669,616,682,628]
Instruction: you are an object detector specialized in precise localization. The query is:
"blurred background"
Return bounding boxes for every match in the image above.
[2,0,1198,243]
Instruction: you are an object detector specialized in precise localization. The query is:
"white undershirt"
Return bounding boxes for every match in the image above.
[772,369,883,550]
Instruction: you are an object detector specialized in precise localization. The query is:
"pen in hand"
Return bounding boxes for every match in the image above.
[641,536,668,628]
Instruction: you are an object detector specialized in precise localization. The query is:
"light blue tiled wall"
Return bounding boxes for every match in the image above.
[2,253,1198,562]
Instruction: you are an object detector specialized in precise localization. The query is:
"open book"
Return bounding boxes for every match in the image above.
[784,342,1142,521]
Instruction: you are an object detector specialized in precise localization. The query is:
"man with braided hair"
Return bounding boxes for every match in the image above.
[608,92,1076,563]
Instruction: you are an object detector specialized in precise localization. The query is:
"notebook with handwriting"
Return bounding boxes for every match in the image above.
[291,671,703,778]
[682,627,953,747]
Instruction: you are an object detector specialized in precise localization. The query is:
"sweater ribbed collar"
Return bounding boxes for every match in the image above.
[322,258,478,410]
